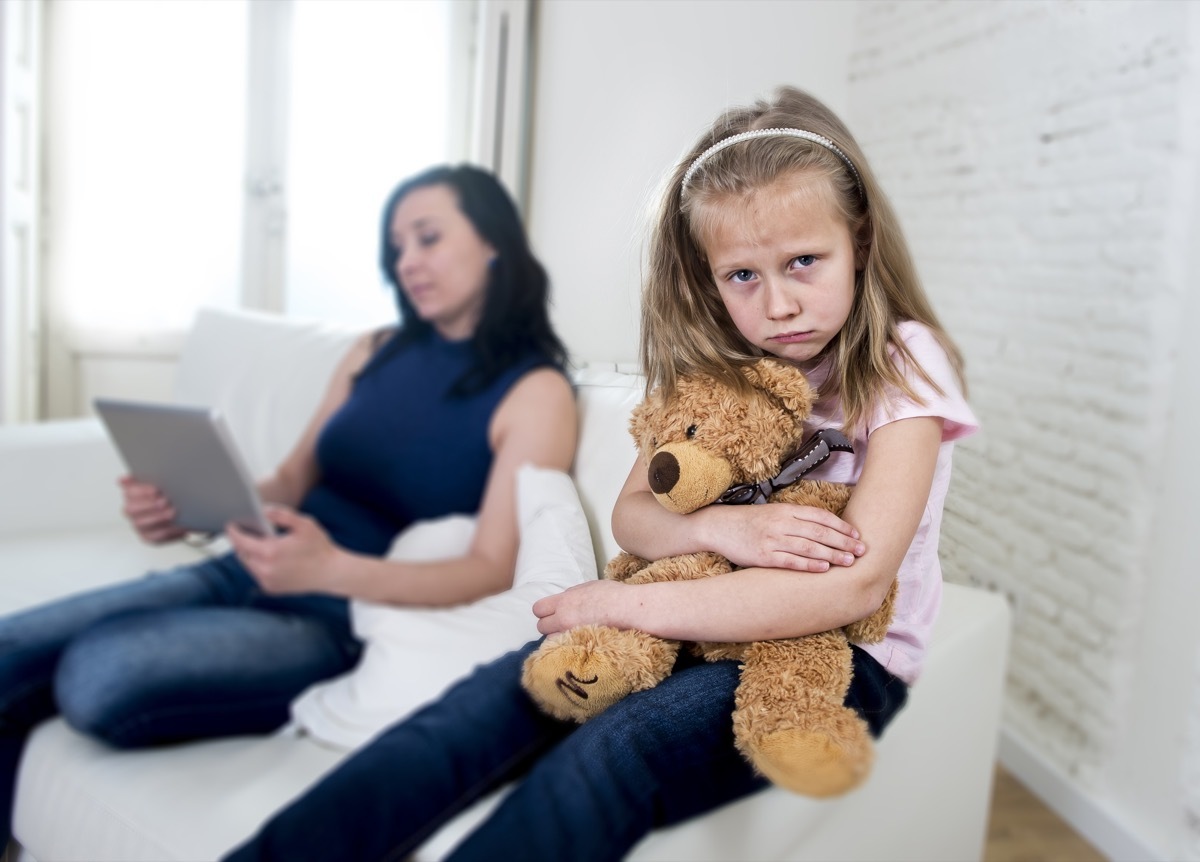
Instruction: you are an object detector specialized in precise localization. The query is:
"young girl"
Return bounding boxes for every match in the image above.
[224,86,978,862]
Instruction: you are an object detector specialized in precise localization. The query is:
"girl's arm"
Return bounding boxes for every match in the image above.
[611,457,865,573]
[229,367,578,607]
[536,415,943,642]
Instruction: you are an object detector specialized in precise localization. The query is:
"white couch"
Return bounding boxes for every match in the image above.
[0,307,1012,862]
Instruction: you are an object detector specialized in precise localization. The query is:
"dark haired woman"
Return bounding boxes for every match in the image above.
[0,164,577,846]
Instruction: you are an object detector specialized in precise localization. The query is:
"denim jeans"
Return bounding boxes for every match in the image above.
[225,638,908,862]
[0,552,361,843]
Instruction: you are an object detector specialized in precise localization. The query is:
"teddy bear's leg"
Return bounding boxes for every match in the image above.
[521,625,680,723]
[732,632,874,797]
[843,578,898,644]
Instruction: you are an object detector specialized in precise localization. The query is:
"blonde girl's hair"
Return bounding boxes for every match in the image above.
[641,85,966,432]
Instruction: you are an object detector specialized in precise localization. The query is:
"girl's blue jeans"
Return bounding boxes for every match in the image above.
[225,638,908,862]
[0,552,361,844]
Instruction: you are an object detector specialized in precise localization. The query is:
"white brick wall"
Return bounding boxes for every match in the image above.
[847,0,1198,855]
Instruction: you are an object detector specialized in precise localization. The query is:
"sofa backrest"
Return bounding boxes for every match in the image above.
[175,307,643,570]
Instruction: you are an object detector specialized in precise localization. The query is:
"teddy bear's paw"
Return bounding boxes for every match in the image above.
[749,728,874,798]
[521,626,679,723]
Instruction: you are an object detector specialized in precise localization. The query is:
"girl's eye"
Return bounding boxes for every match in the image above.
[730,269,756,284]
[791,255,817,268]
[419,233,440,247]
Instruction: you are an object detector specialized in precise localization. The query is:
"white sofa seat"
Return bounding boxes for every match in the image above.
[1,307,1011,862]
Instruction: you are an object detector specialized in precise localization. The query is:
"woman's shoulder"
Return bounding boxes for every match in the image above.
[368,324,399,353]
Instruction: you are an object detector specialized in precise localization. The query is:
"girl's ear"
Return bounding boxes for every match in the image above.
[854,213,872,271]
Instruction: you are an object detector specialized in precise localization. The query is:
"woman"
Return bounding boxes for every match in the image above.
[0,164,577,846]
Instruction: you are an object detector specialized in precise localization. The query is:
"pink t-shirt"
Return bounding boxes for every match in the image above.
[801,320,978,684]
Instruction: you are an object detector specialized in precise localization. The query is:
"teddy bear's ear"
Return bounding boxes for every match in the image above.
[627,393,661,456]
[740,358,816,418]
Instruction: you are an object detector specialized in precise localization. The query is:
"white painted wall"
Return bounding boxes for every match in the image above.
[525,0,855,367]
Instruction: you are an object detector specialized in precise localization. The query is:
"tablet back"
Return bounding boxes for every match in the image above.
[94,398,273,536]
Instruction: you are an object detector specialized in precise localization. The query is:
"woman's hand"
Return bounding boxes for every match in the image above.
[532,580,630,635]
[696,502,865,572]
[227,506,344,595]
[119,476,187,544]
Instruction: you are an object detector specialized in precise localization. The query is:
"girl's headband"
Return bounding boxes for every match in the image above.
[680,127,863,198]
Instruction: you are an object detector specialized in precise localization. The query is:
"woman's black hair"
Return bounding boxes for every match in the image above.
[372,163,568,395]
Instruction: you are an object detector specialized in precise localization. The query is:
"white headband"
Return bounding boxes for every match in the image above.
[680,127,863,198]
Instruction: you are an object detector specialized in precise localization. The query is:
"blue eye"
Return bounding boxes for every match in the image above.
[792,255,816,268]
[730,269,756,283]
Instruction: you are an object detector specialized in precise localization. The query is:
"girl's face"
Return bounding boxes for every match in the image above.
[699,173,859,370]
[389,184,496,341]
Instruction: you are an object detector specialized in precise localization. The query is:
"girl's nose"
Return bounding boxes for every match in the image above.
[764,278,800,320]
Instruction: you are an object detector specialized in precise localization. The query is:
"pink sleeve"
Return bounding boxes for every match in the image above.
[867,321,979,442]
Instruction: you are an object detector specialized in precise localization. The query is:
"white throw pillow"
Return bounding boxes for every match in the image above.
[289,464,598,751]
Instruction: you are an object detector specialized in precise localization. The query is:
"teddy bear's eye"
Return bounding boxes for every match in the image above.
[650,436,658,449]
[686,425,698,438]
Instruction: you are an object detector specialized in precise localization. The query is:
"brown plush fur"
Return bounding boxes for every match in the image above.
[520,358,898,796]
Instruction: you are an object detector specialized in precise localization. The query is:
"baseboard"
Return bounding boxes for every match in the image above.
[998,728,1164,862]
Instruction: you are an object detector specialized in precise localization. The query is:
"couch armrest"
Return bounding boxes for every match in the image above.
[0,419,127,537]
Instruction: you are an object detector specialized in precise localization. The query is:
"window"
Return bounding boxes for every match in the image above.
[45,0,246,334]
[284,0,455,326]
[21,0,531,420]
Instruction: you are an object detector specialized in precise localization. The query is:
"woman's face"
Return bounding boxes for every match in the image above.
[389,184,496,341]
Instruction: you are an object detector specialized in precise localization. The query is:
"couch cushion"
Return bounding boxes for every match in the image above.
[174,307,359,478]
[0,528,202,617]
[289,466,598,751]
[569,364,644,566]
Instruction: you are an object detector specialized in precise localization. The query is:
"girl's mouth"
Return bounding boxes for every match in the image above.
[771,331,814,344]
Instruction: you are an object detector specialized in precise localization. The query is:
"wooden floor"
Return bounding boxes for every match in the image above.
[985,764,1106,862]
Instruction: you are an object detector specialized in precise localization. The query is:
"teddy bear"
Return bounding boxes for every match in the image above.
[520,356,898,797]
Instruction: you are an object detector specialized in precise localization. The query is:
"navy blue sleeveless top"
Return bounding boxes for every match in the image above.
[298,332,559,557]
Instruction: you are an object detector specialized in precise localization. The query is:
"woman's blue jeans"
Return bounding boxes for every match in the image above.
[226,639,908,862]
[0,552,361,843]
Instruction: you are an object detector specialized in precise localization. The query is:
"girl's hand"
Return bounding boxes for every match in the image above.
[698,502,866,572]
[533,580,629,635]
[119,476,187,544]
[227,506,342,594]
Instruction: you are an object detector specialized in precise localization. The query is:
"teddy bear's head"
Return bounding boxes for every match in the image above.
[628,357,819,515]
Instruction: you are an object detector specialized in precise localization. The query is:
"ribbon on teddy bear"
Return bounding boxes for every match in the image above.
[716,428,853,506]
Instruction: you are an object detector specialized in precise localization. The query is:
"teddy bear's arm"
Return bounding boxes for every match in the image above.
[604,551,652,583]
[771,480,852,516]
[623,551,733,586]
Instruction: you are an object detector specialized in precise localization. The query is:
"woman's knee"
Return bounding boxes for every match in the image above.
[52,614,176,746]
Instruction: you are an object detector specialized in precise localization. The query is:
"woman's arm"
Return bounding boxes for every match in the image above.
[230,367,578,606]
[255,332,378,507]
[537,415,943,642]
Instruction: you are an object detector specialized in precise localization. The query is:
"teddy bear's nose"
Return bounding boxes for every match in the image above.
[648,451,680,494]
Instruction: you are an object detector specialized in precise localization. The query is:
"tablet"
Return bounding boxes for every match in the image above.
[94,398,274,537]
